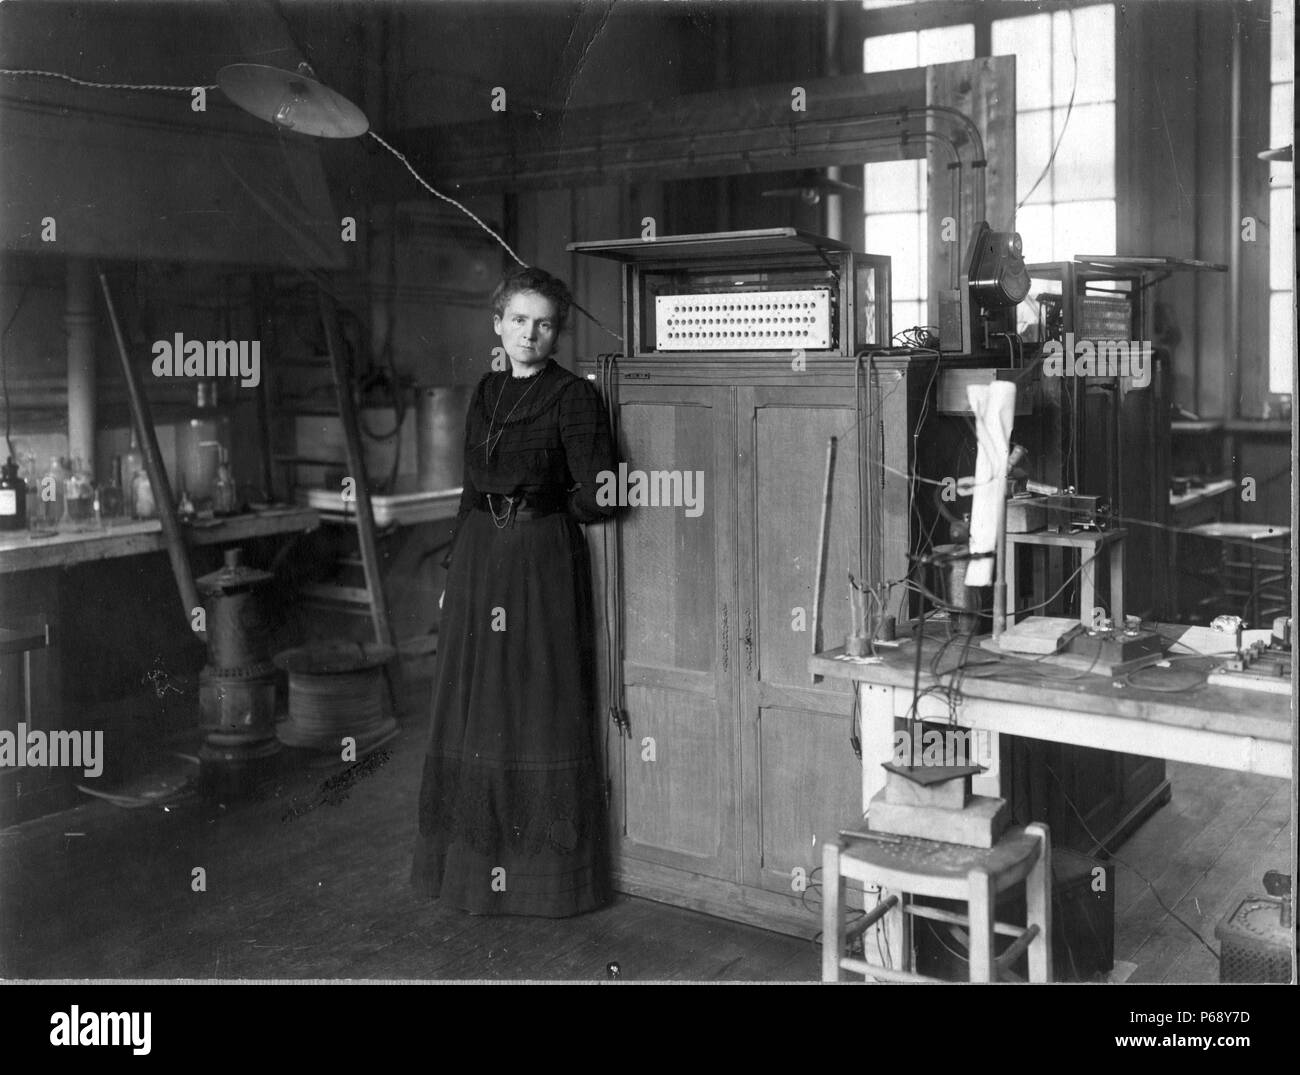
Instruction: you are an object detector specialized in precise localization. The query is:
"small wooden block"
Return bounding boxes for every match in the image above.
[883,769,971,809]
[869,789,1010,848]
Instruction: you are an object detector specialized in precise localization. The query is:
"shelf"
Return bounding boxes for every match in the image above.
[567,227,852,263]
[0,507,319,574]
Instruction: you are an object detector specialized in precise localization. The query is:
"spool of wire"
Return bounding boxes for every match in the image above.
[274,641,398,754]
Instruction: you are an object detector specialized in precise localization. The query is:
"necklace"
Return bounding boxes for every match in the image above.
[480,363,547,464]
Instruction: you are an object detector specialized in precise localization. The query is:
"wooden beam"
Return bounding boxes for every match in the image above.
[927,56,1016,326]
[402,70,931,192]
[97,269,204,639]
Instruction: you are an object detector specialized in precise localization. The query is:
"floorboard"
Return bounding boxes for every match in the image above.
[1113,762,1292,984]
[1,683,1289,984]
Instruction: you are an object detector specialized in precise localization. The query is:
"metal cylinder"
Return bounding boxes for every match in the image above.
[415,385,472,491]
[66,259,96,476]
[195,548,279,760]
[933,543,983,636]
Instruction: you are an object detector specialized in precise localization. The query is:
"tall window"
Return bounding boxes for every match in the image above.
[1268,0,1294,396]
[860,3,1117,333]
[992,4,1116,259]
[862,25,975,333]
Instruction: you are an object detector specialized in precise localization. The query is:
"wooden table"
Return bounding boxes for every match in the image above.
[0,507,319,574]
[811,624,1292,813]
[810,627,1292,977]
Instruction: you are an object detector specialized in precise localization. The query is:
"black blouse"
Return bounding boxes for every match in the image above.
[454,359,617,528]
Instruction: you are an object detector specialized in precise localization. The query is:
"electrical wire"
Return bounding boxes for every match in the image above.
[0,68,215,92]
[1014,6,1079,214]
[367,130,525,267]
[1044,762,1221,963]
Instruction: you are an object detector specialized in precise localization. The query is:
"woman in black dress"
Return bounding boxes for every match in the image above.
[412,267,617,917]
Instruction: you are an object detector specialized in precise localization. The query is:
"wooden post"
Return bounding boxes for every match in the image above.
[97,269,204,639]
[316,289,402,695]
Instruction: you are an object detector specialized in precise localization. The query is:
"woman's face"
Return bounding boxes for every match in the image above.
[494,290,559,372]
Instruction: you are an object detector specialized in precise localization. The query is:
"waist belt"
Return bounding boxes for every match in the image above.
[473,491,567,523]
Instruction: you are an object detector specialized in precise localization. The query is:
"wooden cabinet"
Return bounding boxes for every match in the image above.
[587,359,931,935]
[605,384,739,883]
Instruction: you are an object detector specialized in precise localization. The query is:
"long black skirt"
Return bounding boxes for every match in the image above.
[411,508,611,917]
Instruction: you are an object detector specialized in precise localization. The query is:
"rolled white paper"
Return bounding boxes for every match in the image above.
[964,380,1017,588]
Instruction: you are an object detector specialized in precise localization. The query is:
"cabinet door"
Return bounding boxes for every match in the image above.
[735,385,884,896]
[597,384,740,881]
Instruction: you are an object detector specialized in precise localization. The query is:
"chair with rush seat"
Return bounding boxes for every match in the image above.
[822,823,1052,982]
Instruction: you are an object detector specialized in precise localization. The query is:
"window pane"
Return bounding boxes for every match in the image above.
[1269,292,1295,395]
[1270,83,1295,156]
[916,24,975,67]
[864,31,918,74]
[1272,0,1294,84]
[1052,103,1116,200]
[1270,187,1294,291]
[1055,5,1115,106]
[864,158,923,214]
[1016,204,1054,261]
[1016,109,1054,204]
[992,13,1052,104]
[1054,199,1116,261]
[866,212,924,299]
[893,300,925,337]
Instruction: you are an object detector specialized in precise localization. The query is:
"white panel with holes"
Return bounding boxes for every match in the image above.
[654,288,833,351]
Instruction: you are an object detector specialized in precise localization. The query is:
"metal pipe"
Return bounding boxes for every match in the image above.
[1227,11,1242,420]
[65,259,95,474]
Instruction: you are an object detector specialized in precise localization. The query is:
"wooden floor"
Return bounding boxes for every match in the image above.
[0,677,1290,982]
[0,680,821,982]
[1114,759,1293,984]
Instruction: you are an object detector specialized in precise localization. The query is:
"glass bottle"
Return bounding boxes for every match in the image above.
[64,457,94,525]
[131,467,157,520]
[43,456,68,527]
[99,455,124,521]
[20,453,40,530]
[0,456,27,532]
[213,461,237,515]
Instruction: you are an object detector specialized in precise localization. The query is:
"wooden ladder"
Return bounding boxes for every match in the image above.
[267,286,403,699]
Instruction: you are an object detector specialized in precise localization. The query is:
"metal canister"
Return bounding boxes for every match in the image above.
[415,385,472,491]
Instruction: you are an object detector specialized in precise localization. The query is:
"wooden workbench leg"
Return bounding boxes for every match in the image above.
[1025,822,1053,983]
[971,729,1001,798]
[869,886,910,976]
[1110,538,1124,624]
[967,867,997,982]
[1004,538,1018,628]
[860,682,895,809]
[1080,548,1097,626]
[822,842,846,981]
[1044,547,1060,614]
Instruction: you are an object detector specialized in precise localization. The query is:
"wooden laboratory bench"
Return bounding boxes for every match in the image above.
[0,507,320,574]
[810,623,1291,846]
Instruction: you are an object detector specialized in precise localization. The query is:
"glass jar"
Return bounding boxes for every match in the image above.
[213,462,237,515]
[43,456,68,527]
[99,455,125,520]
[131,467,157,520]
[64,458,94,525]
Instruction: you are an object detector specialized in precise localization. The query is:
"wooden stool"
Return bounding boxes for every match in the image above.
[1002,529,1126,629]
[1184,523,1291,626]
[822,823,1052,982]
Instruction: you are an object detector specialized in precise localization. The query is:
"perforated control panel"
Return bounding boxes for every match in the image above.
[654,288,833,350]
